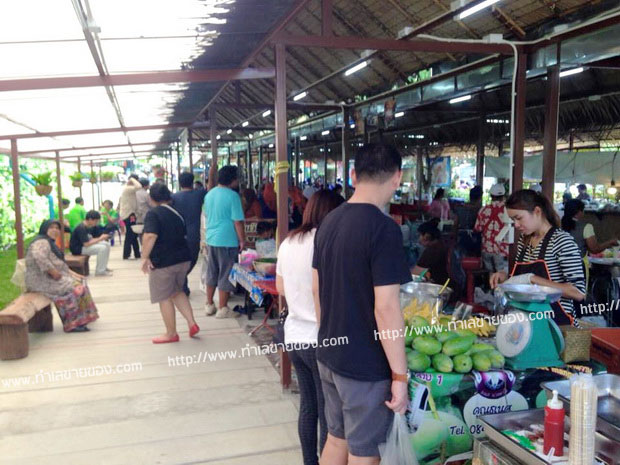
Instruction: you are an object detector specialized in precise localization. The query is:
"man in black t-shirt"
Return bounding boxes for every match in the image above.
[69,210,112,276]
[312,144,412,462]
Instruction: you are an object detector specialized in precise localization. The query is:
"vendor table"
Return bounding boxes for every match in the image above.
[228,263,275,318]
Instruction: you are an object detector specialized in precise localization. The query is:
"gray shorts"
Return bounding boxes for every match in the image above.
[149,261,190,303]
[206,246,237,293]
[317,361,393,457]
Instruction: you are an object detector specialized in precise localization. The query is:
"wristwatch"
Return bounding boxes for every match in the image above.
[392,371,410,383]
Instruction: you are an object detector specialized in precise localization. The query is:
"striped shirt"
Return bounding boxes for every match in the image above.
[516,228,586,318]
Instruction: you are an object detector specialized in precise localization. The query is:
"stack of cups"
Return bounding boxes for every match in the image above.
[568,373,598,464]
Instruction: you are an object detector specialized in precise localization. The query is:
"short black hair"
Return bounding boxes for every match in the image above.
[256,221,274,235]
[418,218,442,240]
[354,143,401,183]
[218,165,239,186]
[470,185,483,202]
[85,210,100,220]
[334,184,343,192]
[139,178,150,188]
[61,198,70,206]
[75,197,84,204]
[149,182,172,202]
[129,174,139,181]
[577,183,587,190]
[179,172,194,188]
[194,180,204,188]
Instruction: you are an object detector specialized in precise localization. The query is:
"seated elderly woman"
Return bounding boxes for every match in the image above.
[25,220,99,332]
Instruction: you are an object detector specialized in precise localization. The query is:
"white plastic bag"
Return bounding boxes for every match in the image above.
[11,259,27,292]
[379,413,418,465]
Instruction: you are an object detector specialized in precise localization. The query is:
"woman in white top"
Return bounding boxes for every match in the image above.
[276,189,344,465]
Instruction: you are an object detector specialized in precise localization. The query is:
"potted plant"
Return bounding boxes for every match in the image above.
[31,172,53,196]
[69,172,84,188]
[101,171,114,182]
[89,172,97,183]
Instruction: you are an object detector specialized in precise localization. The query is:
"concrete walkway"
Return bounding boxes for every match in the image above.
[0,245,302,464]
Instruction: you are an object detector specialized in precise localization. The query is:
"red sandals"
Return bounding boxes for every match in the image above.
[152,334,180,344]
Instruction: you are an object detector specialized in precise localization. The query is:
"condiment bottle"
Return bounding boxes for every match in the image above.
[544,389,565,456]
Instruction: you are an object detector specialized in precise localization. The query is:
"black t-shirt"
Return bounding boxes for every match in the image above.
[312,203,412,381]
[69,223,90,255]
[143,205,191,268]
[417,241,449,285]
[171,188,206,245]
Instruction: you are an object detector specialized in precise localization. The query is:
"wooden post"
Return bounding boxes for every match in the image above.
[275,43,291,389]
[98,163,103,207]
[416,148,424,202]
[55,151,65,251]
[323,142,328,185]
[476,116,485,185]
[247,141,253,189]
[11,138,24,259]
[258,146,263,185]
[90,161,95,210]
[188,128,194,177]
[542,64,560,200]
[209,108,218,190]
[342,108,351,198]
[227,146,231,165]
[176,146,181,189]
[511,52,527,193]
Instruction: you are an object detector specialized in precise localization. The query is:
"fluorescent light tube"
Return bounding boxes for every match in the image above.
[344,61,368,76]
[458,0,501,20]
[449,94,472,104]
[293,91,307,101]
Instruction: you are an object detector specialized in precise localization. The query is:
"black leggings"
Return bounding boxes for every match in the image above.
[288,347,327,465]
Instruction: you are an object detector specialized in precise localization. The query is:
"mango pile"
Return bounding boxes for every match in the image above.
[404,316,505,374]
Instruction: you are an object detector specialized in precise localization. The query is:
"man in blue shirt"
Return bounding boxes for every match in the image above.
[172,172,207,296]
[204,165,245,318]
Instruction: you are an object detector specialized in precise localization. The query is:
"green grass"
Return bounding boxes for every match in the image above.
[0,238,33,310]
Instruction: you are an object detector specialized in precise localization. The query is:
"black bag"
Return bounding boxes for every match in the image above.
[271,308,288,346]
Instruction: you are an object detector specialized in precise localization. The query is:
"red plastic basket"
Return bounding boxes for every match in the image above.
[590,328,620,375]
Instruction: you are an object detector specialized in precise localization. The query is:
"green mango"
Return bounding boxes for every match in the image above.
[407,350,432,372]
[487,349,505,368]
[404,326,415,346]
[469,343,496,354]
[442,336,475,356]
[410,315,430,329]
[432,353,454,373]
[452,354,473,373]
[414,336,442,355]
[455,329,476,339]
[436,331,459,343]
[472,352,492,372]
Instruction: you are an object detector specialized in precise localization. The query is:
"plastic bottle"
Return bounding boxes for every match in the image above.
[544,389,565,456]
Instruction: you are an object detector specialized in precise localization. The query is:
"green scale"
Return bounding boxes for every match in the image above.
[495,299,565,371]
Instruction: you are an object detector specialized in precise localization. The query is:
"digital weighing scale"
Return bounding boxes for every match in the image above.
[495,285,565,371]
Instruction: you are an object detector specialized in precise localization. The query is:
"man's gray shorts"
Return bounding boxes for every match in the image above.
[206,246,237,293]
[317,361,393,457]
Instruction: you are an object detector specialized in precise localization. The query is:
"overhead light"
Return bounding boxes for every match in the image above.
[458,0,501,20]
[226,129,232,134]
[449,94,472,104]
[249,134,253,139]
[559,67,584,78]
[241,121,249,127]
[262,109,272,117]
[344,60,368,76]
[216,135,221,140]
[300,135,308,141]
[321,130,330,136]
[608,186,617,195]
[269,143,274,148]
[486,118,509,124]
[395,111,405,118]
[350,123,356,129]
[293,91,307,101]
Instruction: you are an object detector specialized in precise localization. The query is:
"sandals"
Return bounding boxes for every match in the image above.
[189,324,200,338]
[152,334,180,344]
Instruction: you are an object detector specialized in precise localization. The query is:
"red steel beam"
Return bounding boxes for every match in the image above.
[273,34,514,55]
[0,122,199,140]
[0,68,276,92]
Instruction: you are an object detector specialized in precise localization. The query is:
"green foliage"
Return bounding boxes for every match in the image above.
[88,172,97,183]
[0,238,34,310]
[69,172,84,182]
[101,171,115,182]
[30,171,53,186]
[406,67,433,85]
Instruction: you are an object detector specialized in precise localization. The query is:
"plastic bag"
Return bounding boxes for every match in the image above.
[379,413,418,465]
[11,259,27,292]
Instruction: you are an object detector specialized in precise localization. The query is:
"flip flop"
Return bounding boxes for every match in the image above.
[189,324,200,338]
[152,334,180,344]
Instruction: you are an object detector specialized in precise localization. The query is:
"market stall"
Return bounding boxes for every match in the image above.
[399,281,620,465]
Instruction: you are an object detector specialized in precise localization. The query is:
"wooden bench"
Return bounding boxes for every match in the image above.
[65,254,90,276]
[0,293,53,360]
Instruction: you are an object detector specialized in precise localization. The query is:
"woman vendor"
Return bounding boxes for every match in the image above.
[25,220,99,332]
[562,199,618,256]
[490,190,585,326]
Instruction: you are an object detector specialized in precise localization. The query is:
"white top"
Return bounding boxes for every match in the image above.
[276,229,318,345]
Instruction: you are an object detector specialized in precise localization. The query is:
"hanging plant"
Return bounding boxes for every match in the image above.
[69,172,84,187]
[101,171,114,182]
[31,171,53,196]
[88,172,97,183]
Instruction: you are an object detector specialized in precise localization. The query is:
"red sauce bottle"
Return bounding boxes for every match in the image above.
[544,389,565,456]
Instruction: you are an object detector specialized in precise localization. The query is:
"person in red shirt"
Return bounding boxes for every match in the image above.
[242,188,262,219]
[474,183,509,273]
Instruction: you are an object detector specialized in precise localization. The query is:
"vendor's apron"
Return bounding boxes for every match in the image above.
[510,227,574,326]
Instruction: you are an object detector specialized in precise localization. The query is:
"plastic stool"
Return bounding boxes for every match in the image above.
[461,256,483,305]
